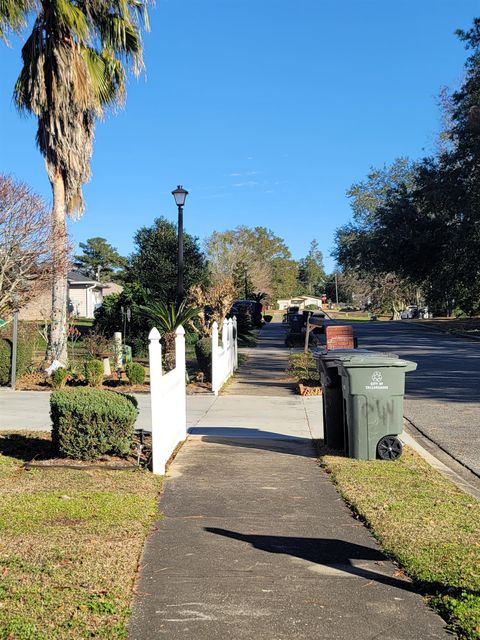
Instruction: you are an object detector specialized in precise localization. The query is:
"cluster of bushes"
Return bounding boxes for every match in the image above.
[51,388,138,460]
[50,359,147,389]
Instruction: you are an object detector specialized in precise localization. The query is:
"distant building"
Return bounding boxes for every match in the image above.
[19,271,123,321]
[277,295,324,310]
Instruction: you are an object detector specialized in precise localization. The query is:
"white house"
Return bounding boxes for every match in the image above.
[67,271,105,318]
[277,295,325,310]
[19,271,122,321]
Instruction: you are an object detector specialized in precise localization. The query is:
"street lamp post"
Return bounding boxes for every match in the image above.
[171,185,189,302]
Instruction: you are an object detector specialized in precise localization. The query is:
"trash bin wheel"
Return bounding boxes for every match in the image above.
[377,436,402,461]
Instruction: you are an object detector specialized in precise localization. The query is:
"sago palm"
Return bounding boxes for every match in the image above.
[138,300,200,370]
[13,0,149,362]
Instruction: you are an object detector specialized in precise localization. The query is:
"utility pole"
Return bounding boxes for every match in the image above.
[335,272,339,306]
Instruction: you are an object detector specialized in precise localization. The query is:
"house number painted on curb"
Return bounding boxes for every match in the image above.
[365,370,389,391]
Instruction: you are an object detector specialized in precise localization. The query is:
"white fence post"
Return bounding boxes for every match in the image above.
[227,318,233,374]
[233,316,238,370]
[175,324,187,441]
[148,328,163,475]
[221,319,228,351]
[149,325,187,475]
[210,317,238,394]
[211,321,219,395]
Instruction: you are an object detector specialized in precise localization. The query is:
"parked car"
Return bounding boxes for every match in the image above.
[400,305,419,319]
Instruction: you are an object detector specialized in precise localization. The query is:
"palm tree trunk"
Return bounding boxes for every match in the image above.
[48,169,69,364]
[163,331,176,371]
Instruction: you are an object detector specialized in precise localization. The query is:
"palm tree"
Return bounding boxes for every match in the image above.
[13,0,149,362]
[0,0,30,41]
[138,300,200,370]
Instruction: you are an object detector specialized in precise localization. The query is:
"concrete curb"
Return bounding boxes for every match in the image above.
[400,422,480,500]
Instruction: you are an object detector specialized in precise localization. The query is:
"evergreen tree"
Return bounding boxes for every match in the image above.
[298,240,326,296]
[74,237,127,282]
[127,217,209,304]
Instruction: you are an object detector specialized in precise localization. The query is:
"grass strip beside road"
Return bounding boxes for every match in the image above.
[321,447,480,639]
[0,432,162,639]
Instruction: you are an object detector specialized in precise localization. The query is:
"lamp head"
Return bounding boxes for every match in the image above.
[172,185,188,207]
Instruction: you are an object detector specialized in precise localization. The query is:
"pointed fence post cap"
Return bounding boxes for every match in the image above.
[175,324,185,336]
[149,327,161,340]
[212,321,219,330]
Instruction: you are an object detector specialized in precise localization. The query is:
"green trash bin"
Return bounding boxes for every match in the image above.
[314,349,396,452]
[122,344,132,364]
[335,354,417,461]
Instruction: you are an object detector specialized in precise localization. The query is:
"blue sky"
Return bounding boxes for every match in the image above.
[0,0,478,272]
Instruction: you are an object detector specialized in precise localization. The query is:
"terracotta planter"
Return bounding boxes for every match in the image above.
[297,381,322,396]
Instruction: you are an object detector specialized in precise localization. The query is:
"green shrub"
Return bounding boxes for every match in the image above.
[263,315,273,323]
[125,362,145,385]
[195,337,212,381]
[0,339,11,385]
[51,367,68,389]
[0,335,34,386]
[235,313,257,346]
[185,331,199,347]
[287,352,320,382]
[84,359,104,387]
[50,388,138,460]
[129,335,148,358]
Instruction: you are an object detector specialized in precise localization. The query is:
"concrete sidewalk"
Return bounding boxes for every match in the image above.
[0,391,321,439]
[129,434,448,639]
[223,321,296,396]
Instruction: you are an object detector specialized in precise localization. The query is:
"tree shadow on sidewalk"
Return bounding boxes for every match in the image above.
[205,527,414,593]
[189,428,319,458]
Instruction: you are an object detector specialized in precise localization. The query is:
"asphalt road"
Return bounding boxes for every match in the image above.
[340,320,480,476]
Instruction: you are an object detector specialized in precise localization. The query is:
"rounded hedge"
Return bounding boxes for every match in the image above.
[84,359,104,387]
[126,362,145,385]
[50,388,138,460]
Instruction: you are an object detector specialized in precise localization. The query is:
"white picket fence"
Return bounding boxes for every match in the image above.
[148,325,187,475]
[148,318,238,474]
[211,317,238,395]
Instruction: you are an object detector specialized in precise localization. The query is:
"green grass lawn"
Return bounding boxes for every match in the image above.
[0,432,162,639]
[321,447,480,639]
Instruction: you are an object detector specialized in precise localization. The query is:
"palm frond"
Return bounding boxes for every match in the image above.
[11,0,150,215]
[55,0,90,41]
[0,0,30,41]
[137,300,201,334]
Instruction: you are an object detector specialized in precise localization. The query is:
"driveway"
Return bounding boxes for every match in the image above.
[342,320,480,476]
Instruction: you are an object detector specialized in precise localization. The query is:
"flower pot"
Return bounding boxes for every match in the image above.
[297,381,322,396]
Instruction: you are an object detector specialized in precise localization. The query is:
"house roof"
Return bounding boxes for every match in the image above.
[67,271,104,287]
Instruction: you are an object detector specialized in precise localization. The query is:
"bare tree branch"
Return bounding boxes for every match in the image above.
[0,174,69,318]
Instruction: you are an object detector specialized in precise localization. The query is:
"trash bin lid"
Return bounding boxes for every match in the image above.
[313,349,397,363]
[336,354,416,370]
